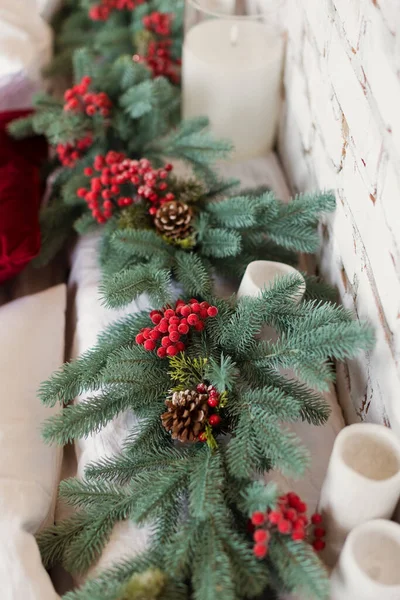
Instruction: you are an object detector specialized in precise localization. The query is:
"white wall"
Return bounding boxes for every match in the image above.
[278,0,400,429]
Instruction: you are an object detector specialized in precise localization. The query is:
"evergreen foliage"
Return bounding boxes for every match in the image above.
[44,0,184,79]
[9,51,231,267]
[101,185,336,308]
[38,277,374,600]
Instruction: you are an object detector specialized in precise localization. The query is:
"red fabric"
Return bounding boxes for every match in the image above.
[0,110,48,283]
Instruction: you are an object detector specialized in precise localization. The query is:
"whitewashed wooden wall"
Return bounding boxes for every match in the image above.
[278,0,400,429]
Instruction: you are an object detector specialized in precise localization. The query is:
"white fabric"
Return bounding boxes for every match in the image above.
[0,0,52,110]
[66,234,151,583]
[36,0,63,22]
[0,285,66,599]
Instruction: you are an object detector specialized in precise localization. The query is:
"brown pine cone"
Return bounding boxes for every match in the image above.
[154,200,193,241]
[161,389,209,442]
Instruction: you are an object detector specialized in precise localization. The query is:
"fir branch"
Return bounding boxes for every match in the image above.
[38,311,151,406]
[206,195,260,229]
[198,227,241,258]
[189,446,225,521]
[41,386,136,445]
[37,512,90,569]
[85,444,188,485]
[59,478,131,511]
[226,405,309,479]
[205,354,239,392]
[240,481,279,515]
[62,552,159,600]
[173,252,212,297]
[101,266,173,309]
[268,536,330,600]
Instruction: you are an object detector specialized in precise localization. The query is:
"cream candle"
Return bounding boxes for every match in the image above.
[204,0,235,14]
[330,520,400,600]
[318,423,400,567]
[237,260,305,303]
[182,14,284,160]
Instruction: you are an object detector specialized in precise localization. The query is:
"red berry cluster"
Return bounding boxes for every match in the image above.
[136,299,219,358]
[56,135,93,168]
[251,493,326,559]
[143,11,172,36]
[64,76,112,118]
[89,0,144,21]
[77,152,174,223]
[198,384,222,441]
[133,12,181,85]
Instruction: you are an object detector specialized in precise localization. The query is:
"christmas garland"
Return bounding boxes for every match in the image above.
[9,1,336,307]
[39,283,373,599]
[12,2,374,599]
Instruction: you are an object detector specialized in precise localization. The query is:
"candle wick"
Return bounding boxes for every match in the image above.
[230,25,239,46]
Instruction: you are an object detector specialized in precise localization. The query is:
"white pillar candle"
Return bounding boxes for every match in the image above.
[203,0,236,14]
[318,423,400,567]
[330,520,400,600]
[182,17,284,160]
[237,260,305,302]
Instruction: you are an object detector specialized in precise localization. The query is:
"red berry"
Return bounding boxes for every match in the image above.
[297,502,307,514]
[251,512,266,526]
[157,347,167,358]
[191,303,201,313]
[158,320,169,334]
[187,314,199,326]
[164,308,175,319]
[278,519,292,534]
[161,336,171,348]
[313,539,326,552]
[311,513,322,525]
[253,543,268,559]
[209,388,218,397]
[144,340,156,351]
[166,345,178,356]
[194,321,205,331]
[253,529,270,544]
[150,330,161,341]
[169,316,180,325]
[198,432,207,443]
[84,167,93,176]
[285,508,298,522]
[314,527,326,538]
[197,383,207,393]
[207,306,218,317]
[135,333,145,345]
[77,188,88,198]
[180,305,192,317]
[151,313,162,325]
[168,324,178,333]
[169,331,180,343]
[207,397,219,408]
[178,323,189,335]
[209,414,221,428]
[142,327,152,340]
[176,341,185,352]
[268,511,282,525]
[292,530,306,541]
[287,493,300,508]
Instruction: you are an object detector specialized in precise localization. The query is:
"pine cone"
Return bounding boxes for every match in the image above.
[154,200,193,241]
[161,389,209,442]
